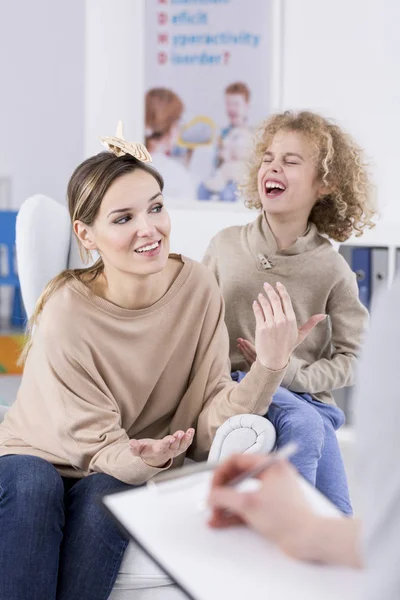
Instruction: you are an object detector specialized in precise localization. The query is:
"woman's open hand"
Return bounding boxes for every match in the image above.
[129,429,195,468]
[252,282,326,371]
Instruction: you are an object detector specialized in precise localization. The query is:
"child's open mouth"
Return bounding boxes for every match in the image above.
[265,180,286,198]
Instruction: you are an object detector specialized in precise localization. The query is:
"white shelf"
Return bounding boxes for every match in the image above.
[341,219,400,287]
[342,218,400,248]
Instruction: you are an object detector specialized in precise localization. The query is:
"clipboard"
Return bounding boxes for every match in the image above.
[102,469,363,600]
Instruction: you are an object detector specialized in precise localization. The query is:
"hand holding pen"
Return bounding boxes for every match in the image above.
[207,443,320,556]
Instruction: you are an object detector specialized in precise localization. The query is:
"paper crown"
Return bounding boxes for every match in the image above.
[100,121,152,163]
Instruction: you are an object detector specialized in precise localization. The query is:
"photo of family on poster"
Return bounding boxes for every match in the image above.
[144,0,272,208]
[144,83,254,206]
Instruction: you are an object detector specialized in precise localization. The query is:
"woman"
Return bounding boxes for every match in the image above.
[0,133,323,600]
[209,275,400,599]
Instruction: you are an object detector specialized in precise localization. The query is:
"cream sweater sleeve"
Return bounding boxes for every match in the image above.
[41,337,169,485]
[282,271,368,394]
[192,282,285,460]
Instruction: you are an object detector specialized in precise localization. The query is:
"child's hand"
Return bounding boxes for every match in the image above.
[253,282,326,371]
[237,338,257,366]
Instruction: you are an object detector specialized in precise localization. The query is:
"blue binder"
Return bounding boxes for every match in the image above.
[351,247,371,309]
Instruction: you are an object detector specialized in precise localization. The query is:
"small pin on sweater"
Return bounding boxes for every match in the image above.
[257,254,274,269]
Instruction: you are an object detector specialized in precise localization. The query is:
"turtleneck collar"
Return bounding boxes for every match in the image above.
[251,212,324,257]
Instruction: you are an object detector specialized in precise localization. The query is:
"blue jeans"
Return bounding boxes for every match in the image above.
[0,455,130,600]
[232,373,352,515]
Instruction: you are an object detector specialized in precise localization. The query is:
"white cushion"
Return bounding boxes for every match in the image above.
[208,414,276,463]
[16,195,71,318]
[0,405,8,422]
[114,544,172,591]
[110,583,186,600]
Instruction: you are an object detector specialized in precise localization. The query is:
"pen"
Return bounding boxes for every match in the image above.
[148,441,298,488]
[226,441,298,488]
[193,442,298,513]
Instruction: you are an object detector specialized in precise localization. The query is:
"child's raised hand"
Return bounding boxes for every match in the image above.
[237,338,257,366]
[253,282,326,371]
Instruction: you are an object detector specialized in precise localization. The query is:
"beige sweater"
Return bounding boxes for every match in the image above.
[0,256,285,484]
[203,214,368,405]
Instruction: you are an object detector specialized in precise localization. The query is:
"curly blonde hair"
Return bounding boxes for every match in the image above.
[242,111,377,241]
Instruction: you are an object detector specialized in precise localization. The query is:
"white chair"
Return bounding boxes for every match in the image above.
[9,194,275,600]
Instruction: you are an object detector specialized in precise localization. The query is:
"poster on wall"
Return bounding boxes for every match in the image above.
[144,0,274,209]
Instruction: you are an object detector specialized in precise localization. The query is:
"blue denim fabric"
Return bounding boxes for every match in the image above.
[0,455,130,600]
[232,372,352,515]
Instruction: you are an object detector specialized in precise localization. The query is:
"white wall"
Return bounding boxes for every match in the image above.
[2,0,399,224]
[0,0,85,208]
[282,0,399,220]
[83,0,400,225]
[84,0,145,158]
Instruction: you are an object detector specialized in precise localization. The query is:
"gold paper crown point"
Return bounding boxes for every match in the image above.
[100,120,152,163]
[115,120,124,139]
